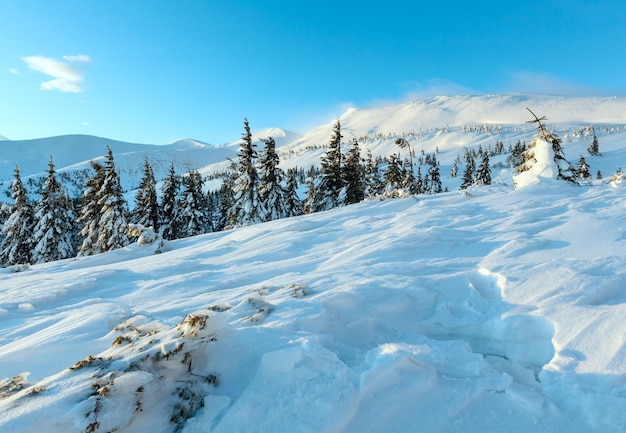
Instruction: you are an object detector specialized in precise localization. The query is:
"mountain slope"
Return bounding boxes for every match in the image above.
[1,172,626,431]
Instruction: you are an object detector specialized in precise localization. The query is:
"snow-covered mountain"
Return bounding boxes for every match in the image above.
[2,94,625,201]
[2,93,626,432]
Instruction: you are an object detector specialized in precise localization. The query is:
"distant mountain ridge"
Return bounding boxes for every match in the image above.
[1,94,624,200]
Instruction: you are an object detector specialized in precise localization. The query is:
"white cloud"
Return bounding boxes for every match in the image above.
[403,79,478,99]
[9,68,22,75]
[502,71,600,96]
[21,54,92,93]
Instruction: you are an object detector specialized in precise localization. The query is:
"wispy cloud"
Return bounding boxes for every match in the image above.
[502,71,601,96]
[402,79,479,100]
[9,68,22,76]
[21,54,92,93]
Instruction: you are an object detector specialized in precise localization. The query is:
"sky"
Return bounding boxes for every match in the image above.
[1,0,624,145]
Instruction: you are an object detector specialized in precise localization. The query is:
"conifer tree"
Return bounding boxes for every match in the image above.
[216,162,235,231]
[95,147,130,252]
[343,137,365,204]
[474,152,492,186]
[258,136,288,221]
[315,119,344,211]
[160,162,182,240]
[519,109,577,183]
[284,168,303,217]
[31,157,76,263]
[577,156,591,180]
[384,154,403,191]
[460,152,475,190]
[0,165,35,266]
[77,161,106,256]
[414,166,424,194]
[227,118,266,226]
[425,162,442,194]
[364,150,384,197]
[178,169,212,237]
[587,134,600,156]
[133,157,159,231]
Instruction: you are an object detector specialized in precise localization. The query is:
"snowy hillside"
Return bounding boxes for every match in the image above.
[2,94,625,201]
[0,135,236,199]
[2,166,626,432]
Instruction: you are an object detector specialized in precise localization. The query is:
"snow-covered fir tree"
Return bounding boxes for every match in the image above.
[384,154,403,192]
[577,156,591,180]
[0,165,35,266]
[216,162,235,231]
[95,147,130,252]
[314,119,344,212]
[133,157,159,231]
[425,161,442,194]
[343,137,365,205]
[160,162,182,240]
[31,157,76,264]
[227,118,266,227]
[178,169,212,237]
[517,110,577,184]
[283,168,303,217]
[460,151,475,190]
[364,150,384,197]
[587,134,600,156]
[77,161,106,257]
[258,136,289,221]
[474,152,492,186]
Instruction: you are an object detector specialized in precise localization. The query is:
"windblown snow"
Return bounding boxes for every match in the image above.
[1,94,626,432]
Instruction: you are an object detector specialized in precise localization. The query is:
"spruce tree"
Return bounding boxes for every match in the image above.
[315,119,344,211]
[425,162,442,194]
[587,134,600,156]
[474,152,492,186]
[343,137,365,204]
[577,156,591,180]
[160,162,182,240]
[95,147,130,252]
[227,118,266,227]
[0,165,35,266]
[258,136,288,221]
[216,162,235,231]
[133,157,159,231]
[178,169,212,237]
[364,150,384,197]
[384,154,403,191]
[284,168,303,217]
[31,157,76,263]
[520,109,577,183]
[77,161,106,256]
[460,152,475,190]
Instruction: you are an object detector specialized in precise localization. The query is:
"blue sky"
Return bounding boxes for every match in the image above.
[1,0,624,144]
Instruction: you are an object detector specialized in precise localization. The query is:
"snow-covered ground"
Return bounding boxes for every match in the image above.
[2,94,626,432]
[2,162,626,432]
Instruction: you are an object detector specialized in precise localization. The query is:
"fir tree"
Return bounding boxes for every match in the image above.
[577,156,591,180]
[315,119,344,211]
[587,134,600,156]
[216,162,235,231]
[178,170,212,237]
[95,147,130,252]
[460,152,475,190]
[343,137,365,204]
[227,118,266,227]
[384,154,403,191]
[284,168,303,217]
[31,157,76,263]
[160,162,182,240]
[133,157,159,231]
[520,109,577,183]
[425,162,442,194]
[258,136,288,221]
[474,152,492,186]
[0,165,35,266]
[364,150,384,197]
[77,161,106,256]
